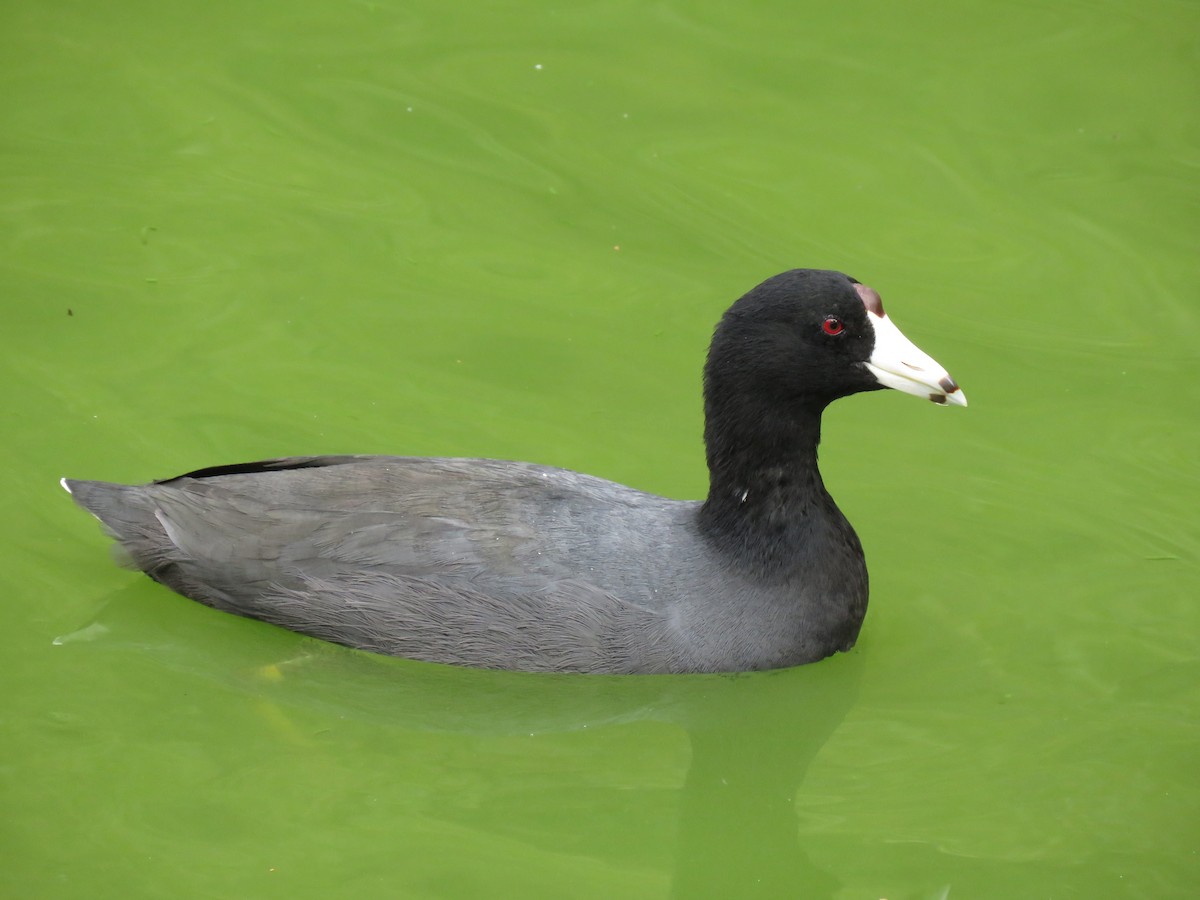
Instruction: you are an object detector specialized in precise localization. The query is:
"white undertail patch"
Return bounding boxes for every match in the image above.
[154,507,187,553]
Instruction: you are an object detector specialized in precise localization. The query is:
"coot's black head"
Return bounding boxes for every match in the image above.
[700,269,965,569]
[704,269,966,414]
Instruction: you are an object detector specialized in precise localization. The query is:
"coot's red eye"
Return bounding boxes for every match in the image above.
[822,316,844,336]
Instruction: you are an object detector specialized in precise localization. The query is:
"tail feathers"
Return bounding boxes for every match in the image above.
[61,478,176,572]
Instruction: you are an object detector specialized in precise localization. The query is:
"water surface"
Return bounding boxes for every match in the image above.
[3,0,1197,897]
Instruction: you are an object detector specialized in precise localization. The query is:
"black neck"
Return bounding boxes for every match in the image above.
[698,394,835,576]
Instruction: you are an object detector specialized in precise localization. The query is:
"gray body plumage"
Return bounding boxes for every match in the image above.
[64,454,865,674]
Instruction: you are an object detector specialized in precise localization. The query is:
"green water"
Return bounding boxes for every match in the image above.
[3,0,1197,896]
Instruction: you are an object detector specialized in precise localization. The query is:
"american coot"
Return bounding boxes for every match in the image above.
[63,269,965,674]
